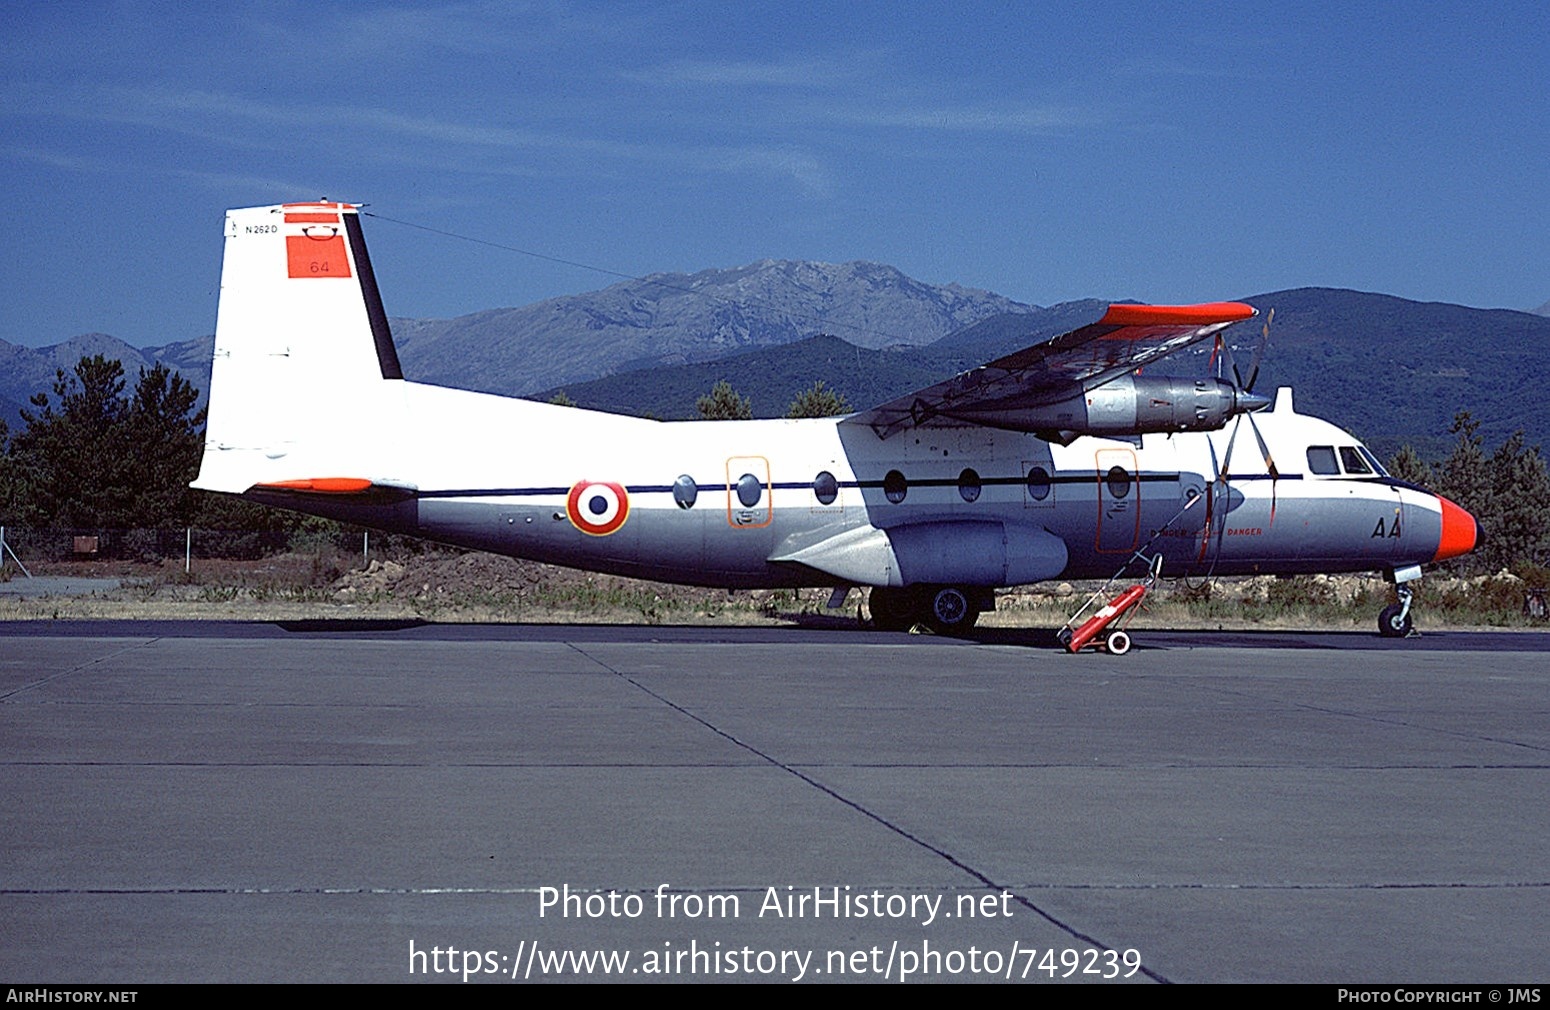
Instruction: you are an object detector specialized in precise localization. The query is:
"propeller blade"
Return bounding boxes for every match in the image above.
[1216,413,1243,486]
[1247,412,1280,526]
[1199,438,1222,564]
[1243,307,1274,392]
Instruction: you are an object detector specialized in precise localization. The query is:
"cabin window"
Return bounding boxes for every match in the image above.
[1307,446,1340,475]
[1358,446,1388,476]
[1106,465,1131,499]
[812,470,839,505]
[735,473,762,508]
[883,469,908,504]
[1026,466,1051,501]
[958,468,981,503]
[672,474,698,509]
[1340,446,1372,475]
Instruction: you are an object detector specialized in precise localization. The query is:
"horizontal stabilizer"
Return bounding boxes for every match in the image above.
[250,477,418,503]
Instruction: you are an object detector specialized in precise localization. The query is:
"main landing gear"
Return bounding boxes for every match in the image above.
[867,585,987,635]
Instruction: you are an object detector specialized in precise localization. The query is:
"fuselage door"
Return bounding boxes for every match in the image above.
[726,455,772,529]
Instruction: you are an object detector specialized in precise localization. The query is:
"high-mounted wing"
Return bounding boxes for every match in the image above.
[845,302,1258,440]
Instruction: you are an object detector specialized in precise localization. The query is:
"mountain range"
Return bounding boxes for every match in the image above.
[2,259,1544,462]
[391,259,1032,396]
[538,288,1547,459]
[0,259,1028,427]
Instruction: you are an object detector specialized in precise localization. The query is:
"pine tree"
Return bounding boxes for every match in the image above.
[8,356,130,526]
[1485,431,1550,573]
[785,380,850,418]
[120,363,205,528]
[696,380,753,420]
[0,418,16,523]
[1385,444,1432,487]
[1431,412,1550,573]
[6,356,207,529]
[1433,412,1490,544]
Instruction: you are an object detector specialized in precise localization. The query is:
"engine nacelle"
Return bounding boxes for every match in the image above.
[948,375,1264,440]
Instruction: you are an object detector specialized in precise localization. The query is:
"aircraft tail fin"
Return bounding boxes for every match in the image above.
[194,203,406,493]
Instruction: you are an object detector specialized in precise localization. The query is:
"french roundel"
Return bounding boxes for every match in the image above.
[566,480,630,536]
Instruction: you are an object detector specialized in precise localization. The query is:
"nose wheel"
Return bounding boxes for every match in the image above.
[1378,583,1418,638]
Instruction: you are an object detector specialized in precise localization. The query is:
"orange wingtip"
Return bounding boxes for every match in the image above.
[1100,302,1257,326]
[256,478,374,494]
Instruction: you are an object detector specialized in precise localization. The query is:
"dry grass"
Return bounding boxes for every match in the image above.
[0,550,1542,631]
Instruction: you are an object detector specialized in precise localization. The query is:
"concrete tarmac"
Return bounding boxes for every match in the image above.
[2,621,1546,984]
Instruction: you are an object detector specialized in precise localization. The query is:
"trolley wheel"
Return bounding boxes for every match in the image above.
[1105,630,1132,655]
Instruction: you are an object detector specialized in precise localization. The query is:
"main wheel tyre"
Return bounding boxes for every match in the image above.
[868,587,914,632]
[1378,604,1413,638]
[926,586,981,635]
[1105,630,1132,655]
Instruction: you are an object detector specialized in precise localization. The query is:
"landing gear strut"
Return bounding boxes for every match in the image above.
[1378,566,1421,638]
[1378,584,1416,638]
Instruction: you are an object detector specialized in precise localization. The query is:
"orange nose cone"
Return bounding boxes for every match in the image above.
[1432,496,1480,562]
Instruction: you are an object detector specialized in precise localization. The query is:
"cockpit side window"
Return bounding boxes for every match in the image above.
[1357,446,1388,476]
[1307,446,1340,475]
[1339,446,1372,474]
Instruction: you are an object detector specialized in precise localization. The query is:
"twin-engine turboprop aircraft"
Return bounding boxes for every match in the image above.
[193,203,1479,637]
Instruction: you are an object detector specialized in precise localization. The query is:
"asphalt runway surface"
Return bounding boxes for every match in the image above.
[3,620,1546,984]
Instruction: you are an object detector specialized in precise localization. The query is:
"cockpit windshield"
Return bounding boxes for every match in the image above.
[1307,444,1388,478]
[1339,446,1372,474]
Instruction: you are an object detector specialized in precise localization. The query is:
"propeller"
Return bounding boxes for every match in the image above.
[1200,308,1279,565]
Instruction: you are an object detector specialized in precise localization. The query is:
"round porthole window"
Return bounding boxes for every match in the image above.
[813,470,839,505]
[958,468,981,503]
[1026,466,1051,501]
[672,474,698,509]
[883,469,907,504]
[1106,465,1131,499]
[736,473,762,508]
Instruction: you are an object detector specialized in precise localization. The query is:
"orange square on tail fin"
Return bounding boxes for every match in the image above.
[286,234,352,279]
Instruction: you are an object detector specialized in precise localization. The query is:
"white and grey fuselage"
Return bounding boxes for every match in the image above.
[194,204,1476,598]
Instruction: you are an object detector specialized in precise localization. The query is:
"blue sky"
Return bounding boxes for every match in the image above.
[3,1,1547,348]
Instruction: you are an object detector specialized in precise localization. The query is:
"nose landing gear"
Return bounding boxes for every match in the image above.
[1378,582,1417,638]
[1378,566,1422,638]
